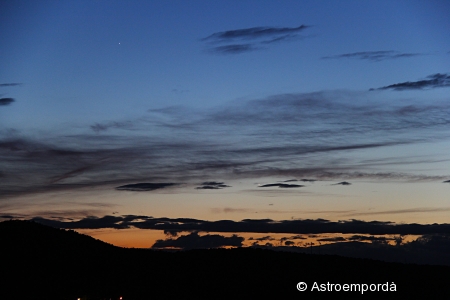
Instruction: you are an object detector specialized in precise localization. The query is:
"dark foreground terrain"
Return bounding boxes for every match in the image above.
[2,220,449,299]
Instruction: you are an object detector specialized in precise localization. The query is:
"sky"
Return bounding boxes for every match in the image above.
[1,0,450,249]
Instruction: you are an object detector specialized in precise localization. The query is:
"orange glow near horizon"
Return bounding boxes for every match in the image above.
[76,227,166,248]
[75,227,422,249]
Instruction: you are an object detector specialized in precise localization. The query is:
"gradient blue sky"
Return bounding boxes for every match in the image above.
[1,0,450,247]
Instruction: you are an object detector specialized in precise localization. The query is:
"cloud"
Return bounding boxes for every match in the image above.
[344,207,450,217]
[410,233,450,250]
[0,213,27,219]
[348,235,393,243]
[208,44,261,54]
[299,179,317,182]
[280,179,317,183]
[333,181,351,186]
[211,208,253,214]
[322,51,423,62]
[287,234,450,265]
[201,181,227,186]
[164,229,179,237]
[2,90,450,198]
[115,183,177,191]
[317,236,347,242]
[196,181,231,189]
[374,73,450,90]
[202,25,310,42]
[32,215,129,229]
[202,25,310,54]
[0,98,15,106]
[282,235,306,240]
[0,83,22,87]
[261,34,303,44]
[49,166,93,184]
[196,186,222,190]
[248,236,275,241]
[90,121,136,133]
[152,231,244,250]
[31,215,450,235]
[30,209,112,219]
[258,183,304,188]
[12,202,115,221]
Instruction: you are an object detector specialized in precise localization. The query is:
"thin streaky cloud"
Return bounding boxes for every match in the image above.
[211,208,253,214]
[260,33,300,44]
[322,51,423,62]
[258,183,304,188]
[2,90,450,198]
[317,237,346,242]
[349,235,393,242]
[344,207,450,217]
[249,236,276,241]
[91,121,136,133]
[279,179,317,182]
[202,25,310,42]
[201,181,224,186]
[374,73,450,90]
[207,44,262,54]
[31,209,111,219]
[196,181,230,190]
[116,183,177,191]
[211,207,357,215]
[0,83,22,87]
[196,186,221,190]
[202,25,311,54]
[0,213,27,219]
[49,166,93,184]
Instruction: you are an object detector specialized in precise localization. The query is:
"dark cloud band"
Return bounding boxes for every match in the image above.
[116,183,177,191]
[0,98,15,106]
[31,215,450,235]
[152,231,244,250]
[259,183,304,188]
[195,181,230,189]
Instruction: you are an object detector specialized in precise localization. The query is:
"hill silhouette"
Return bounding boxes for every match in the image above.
[2,220,449,299]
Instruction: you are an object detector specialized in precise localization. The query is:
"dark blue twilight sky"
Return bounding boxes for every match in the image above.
[1,0,450,247]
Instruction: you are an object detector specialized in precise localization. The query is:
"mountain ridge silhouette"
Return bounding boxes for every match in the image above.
[2,220,449,299]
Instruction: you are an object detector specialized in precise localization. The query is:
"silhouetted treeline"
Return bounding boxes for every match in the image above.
[252,235,450,266]
[2,220,449,299]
